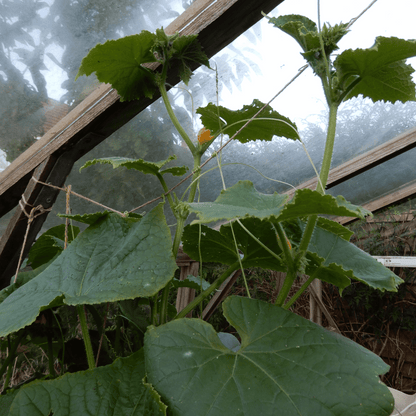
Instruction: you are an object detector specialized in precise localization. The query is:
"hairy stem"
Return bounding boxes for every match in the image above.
[175,261,241,319]
[76,305,95,370]
[275,270,297,307]
[283,275,316,310]
[159,81,196,154]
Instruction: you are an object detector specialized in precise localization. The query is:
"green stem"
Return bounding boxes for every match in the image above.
[283,275,316,310]
[158,81,196,154]
[76,305,95,370]
[316,102,338,194]
[274,269,297,307]
[156,173,176,213]
[273,223,293,270]
[298,102,339,256]
[175,261,240,319]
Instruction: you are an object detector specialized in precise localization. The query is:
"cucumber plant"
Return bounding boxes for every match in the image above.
[1,7,416,416]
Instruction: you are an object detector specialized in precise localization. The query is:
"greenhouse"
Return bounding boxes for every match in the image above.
[1,0,416,414]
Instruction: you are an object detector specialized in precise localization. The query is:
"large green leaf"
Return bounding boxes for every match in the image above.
[75,31,158,101]
[8,350,166,416]
[0,204,177,337]
[196,100,299,143]
[145,296,393,416]
[334,36,416,103]
[188,181,289,224]
[80,155,188,177]
[306,220,403,291]
[188,182,368,225]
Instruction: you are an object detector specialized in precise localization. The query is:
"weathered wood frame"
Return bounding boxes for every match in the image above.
[0,0,285,289]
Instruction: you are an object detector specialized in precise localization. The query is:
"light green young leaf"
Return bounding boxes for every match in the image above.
[188,181,289,224]
[197,100,299,143]
[334,36,416,103]
[75,31,158,101]
[0,204,177,337]
[266,15,348,74]
[9,350,166,416]
[80,155,188,177]
[169,34,210,85]
[145,296,393,416]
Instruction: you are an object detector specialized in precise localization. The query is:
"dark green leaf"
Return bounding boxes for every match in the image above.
[145,296,393,416]
[197,100,299,143]
[75,31,158,101]
[182,224,240,265]
[183,219,286,272]
[28,224,80,269]
[335,37,416,103]
[9,350,166,415]
[0,204,177,337]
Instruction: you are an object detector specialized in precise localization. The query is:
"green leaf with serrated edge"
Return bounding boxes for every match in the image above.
[197,100,299,143]
[267,14,319,53]
[79,155,187,177]
[145,296,393,416]
[278,189,371,221]
[0,204,177,337]
[172,275,210,291]
[183,219,286,271]
[267,15,348,75]
[28,224,80,269]
[160,165,189,176]
[0,388,19,416]
[169,34,210,85]
[306,220,403,291]
[9,350,167,416]
[75,31,158,101]
[334,37,416,103]
[188,181,289,224]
